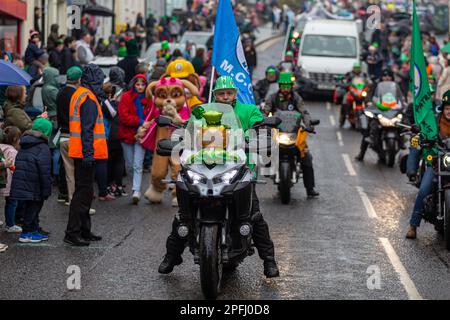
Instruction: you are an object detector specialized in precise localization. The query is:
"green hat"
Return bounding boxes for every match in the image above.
[126,39,139,57]
[118,46,127,58]
[66,66,83,81]
[161,40,170,50]
[171,16,177,21]
[32,118,53,138]
[286,51,294,57]
[214,76,237,92]
[278,72,294,85]
[353,61,361,69]
[372,42,379,48]
[400,53,409,62]
[443,90,450,105]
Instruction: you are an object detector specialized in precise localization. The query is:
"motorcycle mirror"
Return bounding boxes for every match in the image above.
[254,116,282,129]
[310,119,320,126]
[155,116,173,127]
[411,124,421,134]
[156,139,175,157]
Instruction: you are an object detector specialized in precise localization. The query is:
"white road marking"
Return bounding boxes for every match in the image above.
[342,154,357,176]
[356,186,378,219]
[379,238,423,300]
[336,131,344,147]
[329,115,336,127]
[326,102,331,110]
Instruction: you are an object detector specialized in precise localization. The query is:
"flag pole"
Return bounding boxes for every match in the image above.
[208,0,218,103]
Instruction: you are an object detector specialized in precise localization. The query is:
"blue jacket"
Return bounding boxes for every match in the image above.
[10,131,52,201]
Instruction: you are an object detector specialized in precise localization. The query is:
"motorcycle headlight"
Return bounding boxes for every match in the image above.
[364,110,374,118]
[443,153,450,170]
[213,169,239,185]
[187,170,207,185]
[362,91,367,97]
[293,31,300,39]
[277,133,297,146]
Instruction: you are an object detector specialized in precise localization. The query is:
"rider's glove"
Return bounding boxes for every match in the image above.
[411,134,420,149]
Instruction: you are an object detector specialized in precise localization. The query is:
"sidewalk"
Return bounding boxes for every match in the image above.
[254,23,283,47]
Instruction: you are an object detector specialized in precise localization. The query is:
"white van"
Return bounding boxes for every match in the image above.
[297,19,360,93]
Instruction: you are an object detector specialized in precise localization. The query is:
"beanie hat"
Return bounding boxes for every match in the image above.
[66,66,83,81]
[32,118,53,138]
[126,39,139,57]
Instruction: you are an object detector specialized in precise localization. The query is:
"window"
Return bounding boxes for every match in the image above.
[301,35,357,58]
[0,16,18,53]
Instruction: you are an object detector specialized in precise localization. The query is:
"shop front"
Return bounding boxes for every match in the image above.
[0,0,27,54]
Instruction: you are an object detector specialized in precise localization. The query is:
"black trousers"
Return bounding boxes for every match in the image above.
[165,187,276,261]
[66,159,94,238]
[301,153,315,191]
[107,140,125,186]
[21,200,44,233]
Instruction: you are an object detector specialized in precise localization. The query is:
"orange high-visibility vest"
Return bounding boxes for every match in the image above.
[68,86,108,159]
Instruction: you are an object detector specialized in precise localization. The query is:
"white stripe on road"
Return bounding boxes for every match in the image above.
[326,102,331,111]
[329,115,336,127]
[356,186,378,219]
[342,154,357,176]
[379,238,423,300]
[336,131,344,147]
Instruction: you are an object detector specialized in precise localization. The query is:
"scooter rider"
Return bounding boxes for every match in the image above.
[158,76,280,278]
[264,72,320,198]
[254,65,279,105]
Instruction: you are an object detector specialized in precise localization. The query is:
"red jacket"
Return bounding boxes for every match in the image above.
[118,88,153,144]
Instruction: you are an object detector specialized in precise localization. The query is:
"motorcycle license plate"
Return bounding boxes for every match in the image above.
[317,83,335,90]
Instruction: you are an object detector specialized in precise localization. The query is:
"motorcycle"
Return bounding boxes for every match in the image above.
[156,103,281,299]
[362,81,405,167]
[421,139,450,250]
[340,76,369,130]
[397,123,425,188]
[273,110,319,204]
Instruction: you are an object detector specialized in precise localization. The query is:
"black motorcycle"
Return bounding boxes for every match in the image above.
[273,110,319,204]
[362,81,405,167]
[421,139,450,250]
[156,103,280,299]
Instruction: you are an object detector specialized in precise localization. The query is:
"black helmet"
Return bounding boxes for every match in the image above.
[382,68,394,79]
[442,90,450,106]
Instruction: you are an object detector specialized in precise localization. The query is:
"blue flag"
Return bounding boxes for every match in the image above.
[212,0,255,104]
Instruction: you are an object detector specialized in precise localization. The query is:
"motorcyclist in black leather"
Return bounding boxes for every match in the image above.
[254,65,279,105]
[264,71,319,198]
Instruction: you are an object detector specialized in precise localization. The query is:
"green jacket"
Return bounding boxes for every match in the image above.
[233,101,264,131]
[42,67,60,118]
[3,100,32,133]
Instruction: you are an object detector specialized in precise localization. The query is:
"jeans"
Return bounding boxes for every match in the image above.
[21,200,44,233]
[121,142,146,193]
[407,147,421,177]
[4,197,18,228]
[66,159,94,238]
[52,148,60,177]
[410,166,434,227]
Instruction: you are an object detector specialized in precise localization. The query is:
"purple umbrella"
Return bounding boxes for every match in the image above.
[0,60,33,86]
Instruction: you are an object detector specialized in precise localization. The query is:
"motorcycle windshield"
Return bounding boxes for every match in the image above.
[351,77,365,90]
[373,81,402,112]
[182,103,247,168]
[273,110,301,133]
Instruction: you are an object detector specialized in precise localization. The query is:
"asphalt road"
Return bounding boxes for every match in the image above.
[1,37,450,300]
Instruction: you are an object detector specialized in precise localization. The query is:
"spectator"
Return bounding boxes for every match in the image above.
[65,64,106,246]
[118,39,140,85]
[47,24,60,52]
[24,31,45,70]
[60,36,79,75]
[244,40,257,78]
[118,74,153,204]
[183,41,193,61]
[0,126,22,233]
[437,55,450,99]
[57,66,82,206]
[366,45,383,80]
[49,39,64,71]
[192,48,205,75]
[136,13,144,28]
[150,58,167,82]
[76,31,95,66]
[169,16,181,42]
[429,36,440,56]
[11,118,53,244]
[3,86,32,133]
[28,52,48,84]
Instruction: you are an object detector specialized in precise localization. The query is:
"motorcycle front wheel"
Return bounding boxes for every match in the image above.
[200,224,222,299]
[385,138,397,167]
[279,161,292,204]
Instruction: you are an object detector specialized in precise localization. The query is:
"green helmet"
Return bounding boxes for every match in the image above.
[400,53,409,63]
[285,51,294,58]
[161,40,170,50]
[353,61,361,69]
[442,90,450,106]
[214,76,237,92]
[278,72,294,85]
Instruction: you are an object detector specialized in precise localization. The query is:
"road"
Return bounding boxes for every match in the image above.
[1,37,450,300]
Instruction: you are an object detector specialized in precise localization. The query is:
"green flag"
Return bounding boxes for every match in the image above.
[410,0,438,163]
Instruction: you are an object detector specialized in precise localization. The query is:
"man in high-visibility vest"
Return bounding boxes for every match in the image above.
[64,64,107,247]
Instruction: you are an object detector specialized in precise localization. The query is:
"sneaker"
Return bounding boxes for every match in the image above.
[19,232,43,243]
[132,191,141,205]
[117,186,128,197]
[406,225,417,239]
[98,193,116,201]
[33,231,48,241]
[65,201,70,206]
[5,225,22,233]
[57,194,68,203]
[89,208,96,215]
[0,243,8,253]
[0,220,3,227]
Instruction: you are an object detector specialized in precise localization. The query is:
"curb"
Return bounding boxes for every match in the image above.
[255,33,284,48]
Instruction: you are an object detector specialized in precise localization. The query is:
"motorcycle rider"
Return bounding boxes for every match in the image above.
[254,66,279,105]
[406,90,450,239]
[264,72,319,198]
[277,51,300,77]
[158,76,280,278]
[355,68,405,162]
[340,62,370,127]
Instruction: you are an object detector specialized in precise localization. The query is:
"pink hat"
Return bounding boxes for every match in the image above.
[155,77,184,89]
